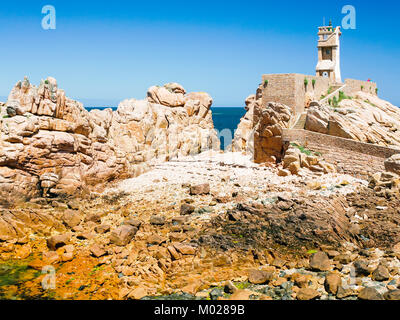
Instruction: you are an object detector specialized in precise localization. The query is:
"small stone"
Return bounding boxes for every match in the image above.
[76,231,95,240]
[209,288,224,300]
[150,215,166,225]
[62,210,82,228]
[336,286,354,299]
[333,254,352,265]
[383,290,400,300]
[296,288,320,300]
[229,289,252,300]
[358,287,384,300]
[15,245,31,259]
[248,269,275,284]
[272,258,286,268]
[167,245,181,260]
[181,280,202,295]
[90,244,106,258]
[224,280,237,294]
[190,183,210,195]
[110,225,137,246]
[292,273,311,289]
[180,203,195,215]
[278,169,291,177]
[28,259,46,270]
[46,234,70,251]
[147,234,167,245]
[42,251,60,265]
[85,213,102,223]
[95,224,111,234]
[326,250,340,258]
[309,252,331,271]
[173,243,196,255]
[124,219,142,228]
[324,272,342,295]
[372,265,390,281]
[353,259,371,277]
[288,162,301,175]
[128,287,148,300]
[61,252,74,262]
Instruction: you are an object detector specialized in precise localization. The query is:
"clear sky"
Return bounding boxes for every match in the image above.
[1,0,399,107]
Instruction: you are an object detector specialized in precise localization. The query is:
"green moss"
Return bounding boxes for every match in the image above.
[290,142,322,157]
[0,262,40,288]
[234,282,251,290]
[364,100,377,108]
[329,91,352,109]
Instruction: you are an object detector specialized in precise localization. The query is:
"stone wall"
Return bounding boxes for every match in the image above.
[282,129,400,177]
[262,74,332,116]
[344,79,377,97]
[261,74,378,118]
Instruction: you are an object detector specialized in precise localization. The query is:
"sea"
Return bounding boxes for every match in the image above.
[85,105,246,149]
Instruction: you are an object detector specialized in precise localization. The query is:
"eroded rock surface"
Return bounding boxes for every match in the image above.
[232,84,293,163]
[305,92,400,147]
[0,77,219,202]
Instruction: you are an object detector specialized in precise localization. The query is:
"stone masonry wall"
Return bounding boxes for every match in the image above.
[262,74,378,118]
[344,79,377,97]
[282,129,400,177]
[262,74,331,116]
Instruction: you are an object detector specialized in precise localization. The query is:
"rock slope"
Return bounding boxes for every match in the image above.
[305,92,400,147]
[0,77,219,203]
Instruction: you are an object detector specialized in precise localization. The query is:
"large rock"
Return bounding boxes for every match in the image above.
[110,225,138,246]
[0,77,220,203]
[232,84,293,163]
[305,93,400,148]
[147,85,185,107]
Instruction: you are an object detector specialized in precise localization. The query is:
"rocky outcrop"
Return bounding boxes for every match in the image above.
[384,154,400,176]
[0,77,219,202]
[231,86,263,154]
[279,143,336,176]
[369,171,400,199]
[232,84,293,163]
[305,92,400,147]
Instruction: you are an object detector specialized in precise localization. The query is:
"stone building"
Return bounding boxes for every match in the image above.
[261,24,377,118]
[235,24,380,166]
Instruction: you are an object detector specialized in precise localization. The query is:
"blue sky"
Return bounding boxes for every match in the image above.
[1,0,399,107]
